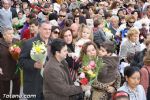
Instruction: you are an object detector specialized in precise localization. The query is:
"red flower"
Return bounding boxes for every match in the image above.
[80,78,88,85]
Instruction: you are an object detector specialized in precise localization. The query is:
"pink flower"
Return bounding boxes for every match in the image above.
[79,72,85,78]
[89,61,96,69]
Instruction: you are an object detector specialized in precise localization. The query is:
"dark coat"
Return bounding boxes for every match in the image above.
[130,48,147,69]
[10,7,17,18]
[0,38,17,80]
[43,56,83,100]
[94,29,106,45]
[66,43,81,81]
[18,34,51,96]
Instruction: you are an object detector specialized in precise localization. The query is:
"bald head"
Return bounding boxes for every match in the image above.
[70,23,79,39]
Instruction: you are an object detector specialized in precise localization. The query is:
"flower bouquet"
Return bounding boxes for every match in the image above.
[78,55,103,97]
[30,40,47,77]
[9,44,21,61]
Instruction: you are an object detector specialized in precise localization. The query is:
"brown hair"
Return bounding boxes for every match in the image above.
[60,27,72,38]
[80,42,98,60]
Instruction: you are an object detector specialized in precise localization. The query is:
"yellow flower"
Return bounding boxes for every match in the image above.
[87,70,93,75]
[91,73,96,78]
[35,46,41,53]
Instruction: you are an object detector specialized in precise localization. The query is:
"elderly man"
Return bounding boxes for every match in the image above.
[19,21,52,100]
[0,0,17,36]
[109,16,119,36]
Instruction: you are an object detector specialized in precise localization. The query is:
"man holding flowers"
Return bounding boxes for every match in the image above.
[43,39,90,100]
[19,21,52,100]
[0,28,20,100]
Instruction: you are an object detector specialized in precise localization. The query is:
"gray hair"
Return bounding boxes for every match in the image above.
[2,27,13,35]
[110,16,119,22]
[2,0,11,4]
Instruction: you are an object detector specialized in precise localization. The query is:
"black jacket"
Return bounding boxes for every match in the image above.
[18,34,51,96]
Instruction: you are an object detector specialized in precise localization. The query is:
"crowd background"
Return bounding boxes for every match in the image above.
[1,0,150,100]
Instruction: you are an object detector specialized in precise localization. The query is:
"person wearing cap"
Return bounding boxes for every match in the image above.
[112,91,129,100]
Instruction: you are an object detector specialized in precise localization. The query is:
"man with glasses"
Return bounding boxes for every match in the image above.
[57,9,67,29]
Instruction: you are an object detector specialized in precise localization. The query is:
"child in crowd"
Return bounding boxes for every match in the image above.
[92,41,121,100]
[74,24,93,58]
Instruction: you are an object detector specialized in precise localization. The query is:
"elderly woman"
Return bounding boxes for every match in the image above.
[119,27,141,60]
[0,28,20,99]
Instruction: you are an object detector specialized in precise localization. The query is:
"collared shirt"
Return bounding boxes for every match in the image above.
[118,82,146,100]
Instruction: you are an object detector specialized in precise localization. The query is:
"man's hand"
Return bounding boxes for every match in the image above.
[0,67,3,75]
[34,61,43,69]
[107,86,116,93]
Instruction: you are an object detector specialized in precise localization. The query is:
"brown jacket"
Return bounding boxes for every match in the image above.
[0,38,17,80]
[43,56,83,100]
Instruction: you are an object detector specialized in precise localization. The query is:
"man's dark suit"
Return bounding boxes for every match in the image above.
[19,34,50,100]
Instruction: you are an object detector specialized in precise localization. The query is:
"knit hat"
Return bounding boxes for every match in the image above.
[97,56,119,83]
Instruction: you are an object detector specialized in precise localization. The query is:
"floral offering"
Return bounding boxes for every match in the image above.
[78,55,103,97]
[30,40,47,64]
[9,44,21,61]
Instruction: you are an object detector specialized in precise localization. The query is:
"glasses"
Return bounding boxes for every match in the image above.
[53,31,60,34]
[128,21,135,23]
[59,15,65,18]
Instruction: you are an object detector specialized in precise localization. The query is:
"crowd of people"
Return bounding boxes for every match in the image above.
[1,0,150,100]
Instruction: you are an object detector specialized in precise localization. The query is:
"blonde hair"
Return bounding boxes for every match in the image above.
[78,24,93,41]
[127,27,140,39]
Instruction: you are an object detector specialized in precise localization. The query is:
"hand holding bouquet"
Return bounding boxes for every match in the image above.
[30,40,47,77]
[30,40,47,64]
[9,44,21,61]
[78,55,103,97]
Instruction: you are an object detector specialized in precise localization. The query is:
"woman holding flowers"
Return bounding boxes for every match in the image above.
[79,42,101,99]
[0,28,20,100]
